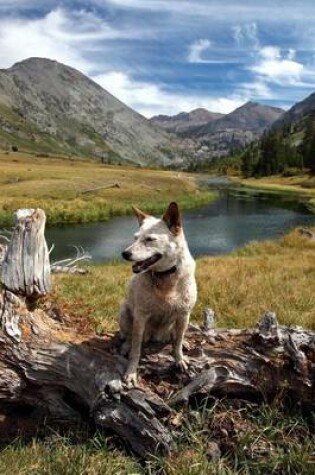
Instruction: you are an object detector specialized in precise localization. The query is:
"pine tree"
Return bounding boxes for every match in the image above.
[301,115,315,173]
[255,130,284,176]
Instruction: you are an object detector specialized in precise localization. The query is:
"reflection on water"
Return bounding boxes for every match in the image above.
[46,187,315,263]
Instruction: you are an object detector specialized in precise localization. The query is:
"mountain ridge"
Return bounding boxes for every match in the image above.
[151,101,284,164]
[150,108,224,135]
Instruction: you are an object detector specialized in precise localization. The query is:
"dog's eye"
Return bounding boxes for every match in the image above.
[145,236,156,242]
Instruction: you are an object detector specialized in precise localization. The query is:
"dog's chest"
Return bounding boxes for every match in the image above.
[149,277,195,314]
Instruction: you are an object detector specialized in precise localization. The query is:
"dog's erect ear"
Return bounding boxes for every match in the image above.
[163,202,182,235]
[132,206,150,226]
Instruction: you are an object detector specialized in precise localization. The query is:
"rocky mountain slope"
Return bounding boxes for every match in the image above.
[150,108,224,135]
[0,58,184,166]
[271,92,315,133]
[152,102,284,163]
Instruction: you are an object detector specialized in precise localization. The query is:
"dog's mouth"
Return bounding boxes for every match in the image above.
[132,253,162,273]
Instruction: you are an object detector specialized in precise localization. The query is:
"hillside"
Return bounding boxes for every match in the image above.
[0,58,185,167]
[241,92,315,176]
[272,92,315,132]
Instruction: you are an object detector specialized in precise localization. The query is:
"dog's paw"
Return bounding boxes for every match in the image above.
[123,371,138,387]
[176,355,189,372]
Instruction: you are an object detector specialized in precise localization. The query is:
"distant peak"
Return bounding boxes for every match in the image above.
[242,101,259,108]
[11,57,57,67]
[190,107,210,113]
[9,57,77,74]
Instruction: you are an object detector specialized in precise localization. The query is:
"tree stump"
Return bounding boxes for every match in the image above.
[1,208,50,298]
[0,209,314,457]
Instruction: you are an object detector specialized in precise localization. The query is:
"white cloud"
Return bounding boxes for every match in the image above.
[187,38,240,64]
[251,46,304,85]
[187,39,212,63]
[105,0,315,25]
[93,70,245,117]
[0,7,141,72]
[241,80,273,99]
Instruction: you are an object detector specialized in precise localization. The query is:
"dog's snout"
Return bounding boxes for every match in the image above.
[122,250,132,261]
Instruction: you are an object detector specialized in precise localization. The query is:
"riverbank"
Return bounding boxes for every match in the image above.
[232,174,315,213]
[0,152,216,226]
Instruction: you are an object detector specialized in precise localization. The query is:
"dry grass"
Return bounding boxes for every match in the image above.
[234,174,315,197]
[196,229,315,329]
[0,151,215,225]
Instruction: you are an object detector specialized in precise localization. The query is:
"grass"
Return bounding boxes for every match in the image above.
[0,402,314,474]
[0,151,215,226]
[0,433,141,475]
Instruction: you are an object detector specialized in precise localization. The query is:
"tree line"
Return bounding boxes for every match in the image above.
[241,115,315,177]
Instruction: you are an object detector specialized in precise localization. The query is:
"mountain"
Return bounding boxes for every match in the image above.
[150,108,224,135]
[198,102,284,136]
[0,58,184,166]
[152,102,284,163]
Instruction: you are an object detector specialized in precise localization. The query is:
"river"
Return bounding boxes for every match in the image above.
[46,178,315,263]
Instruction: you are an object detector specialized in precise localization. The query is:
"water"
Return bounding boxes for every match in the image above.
[46,181,315,263]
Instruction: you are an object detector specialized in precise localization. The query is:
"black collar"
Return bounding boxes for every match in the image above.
[150,265,177,279]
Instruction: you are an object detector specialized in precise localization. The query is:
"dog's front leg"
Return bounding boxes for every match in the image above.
[174,312,190,371]
[124,314,145,386]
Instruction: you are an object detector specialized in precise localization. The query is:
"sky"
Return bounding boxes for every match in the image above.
[1,1,315,117]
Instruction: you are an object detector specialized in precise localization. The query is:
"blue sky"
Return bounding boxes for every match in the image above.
[1,0,315,117]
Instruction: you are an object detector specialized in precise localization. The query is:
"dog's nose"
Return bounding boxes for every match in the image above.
[122,250,132,261]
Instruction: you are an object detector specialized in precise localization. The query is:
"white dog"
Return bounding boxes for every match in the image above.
[119,202,197,385]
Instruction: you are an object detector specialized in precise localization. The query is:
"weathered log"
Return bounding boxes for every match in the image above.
[0,294,314,456]
[0,209,314,458]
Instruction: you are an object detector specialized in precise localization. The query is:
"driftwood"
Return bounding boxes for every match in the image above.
[80,183,120,194]
[0,209,314,458]
[50,246,91,275]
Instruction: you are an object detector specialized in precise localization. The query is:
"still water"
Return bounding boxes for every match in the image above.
[46,182,315,263]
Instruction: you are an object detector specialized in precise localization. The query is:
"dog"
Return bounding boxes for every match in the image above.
[119,202,197,386]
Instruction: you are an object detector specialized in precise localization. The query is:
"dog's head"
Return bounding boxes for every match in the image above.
[122,202,183,273]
